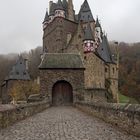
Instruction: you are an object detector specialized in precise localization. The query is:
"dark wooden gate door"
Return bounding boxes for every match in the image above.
[52,81,73,106]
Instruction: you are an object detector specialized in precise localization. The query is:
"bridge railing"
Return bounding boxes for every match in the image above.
[0,101,50,129]
[75,102,140,137]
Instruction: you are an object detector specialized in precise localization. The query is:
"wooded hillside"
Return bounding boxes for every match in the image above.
[118,42,140,103]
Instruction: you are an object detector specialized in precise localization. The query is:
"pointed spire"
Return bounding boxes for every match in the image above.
[56,0,64,10]
[83,23,94,41]
[78,0,95,22]
[95,17,100,27]
[43,9,49,23]
[81,0,90,12]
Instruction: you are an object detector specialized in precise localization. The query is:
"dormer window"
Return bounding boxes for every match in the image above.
[23,72,26,75]
[16,72,19,75]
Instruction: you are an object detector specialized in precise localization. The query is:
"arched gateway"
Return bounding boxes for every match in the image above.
[52,81,73,106]
[39,53,85,106]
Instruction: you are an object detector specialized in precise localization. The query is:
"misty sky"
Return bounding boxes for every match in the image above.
[0,0,140,54]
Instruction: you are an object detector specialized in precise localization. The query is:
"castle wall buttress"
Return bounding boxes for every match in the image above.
[84,53,105,89]
[107,63,119,102]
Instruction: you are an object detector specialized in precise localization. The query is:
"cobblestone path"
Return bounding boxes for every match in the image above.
[0,106,139,140]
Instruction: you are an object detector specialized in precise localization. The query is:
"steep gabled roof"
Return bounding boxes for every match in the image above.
[39,53,84,69]
[97,35,114,63]
[78,0,95,22]
[43,10,49,23]
[5,56,30,81]
[56,0,64,10]
[83,23,94,41]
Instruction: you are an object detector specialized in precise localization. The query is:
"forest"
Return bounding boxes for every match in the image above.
[0,43,140,103]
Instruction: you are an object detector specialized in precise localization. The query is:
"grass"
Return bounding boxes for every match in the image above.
[119,93,139,104]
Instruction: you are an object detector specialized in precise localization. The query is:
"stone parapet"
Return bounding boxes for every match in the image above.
[0,101,50,129]
[75,102,140,137]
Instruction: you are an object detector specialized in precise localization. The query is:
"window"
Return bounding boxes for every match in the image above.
[113,68,115,74]
[23,72,26,75]
[84,56,87,60]
[16,72,19,75]
[105,68,108,72]
[78,35,81,39]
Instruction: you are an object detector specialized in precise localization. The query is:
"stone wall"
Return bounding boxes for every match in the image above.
[0,101,50,129]
[84,53,105,89]
[108,63,119,102]
[75,102,140,137]
[40,69,85,104]
[84,89,107,103]
[43,17,77,53]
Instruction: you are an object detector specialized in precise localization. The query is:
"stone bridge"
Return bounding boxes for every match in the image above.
[0,102,140,140]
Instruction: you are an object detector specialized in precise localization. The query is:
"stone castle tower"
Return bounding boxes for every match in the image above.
[39,0,119,105]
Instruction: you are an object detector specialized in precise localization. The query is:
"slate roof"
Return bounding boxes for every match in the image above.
[78,0,95,22]
[43,10,49,23]
[39,53,84,69]
[5,56,30,81]
[62,0,68,10]
[56,0,64,10]
[83,23,94,41]
[97,35,114,63]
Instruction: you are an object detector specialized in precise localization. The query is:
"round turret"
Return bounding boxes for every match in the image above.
[83,23,95,53]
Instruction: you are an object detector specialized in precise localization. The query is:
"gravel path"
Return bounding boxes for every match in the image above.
[0,106,139,140]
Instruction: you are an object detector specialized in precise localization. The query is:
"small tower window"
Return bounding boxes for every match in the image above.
[16,72,19,75]
[84,56,87,60]
[23,72,26,75]
[78,35,81,39]
[113,68,115,74]
[105,68,108,72]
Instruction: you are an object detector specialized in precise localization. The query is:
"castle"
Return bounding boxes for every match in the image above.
[39,0,119,105]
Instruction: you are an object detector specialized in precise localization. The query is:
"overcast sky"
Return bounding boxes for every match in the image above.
[0,0,140,54]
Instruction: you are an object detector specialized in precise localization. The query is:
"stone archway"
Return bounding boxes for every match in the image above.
[52,81,73,106]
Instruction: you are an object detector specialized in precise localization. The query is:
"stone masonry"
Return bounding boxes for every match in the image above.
[40,69,85,104]
[0,106,139,140]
